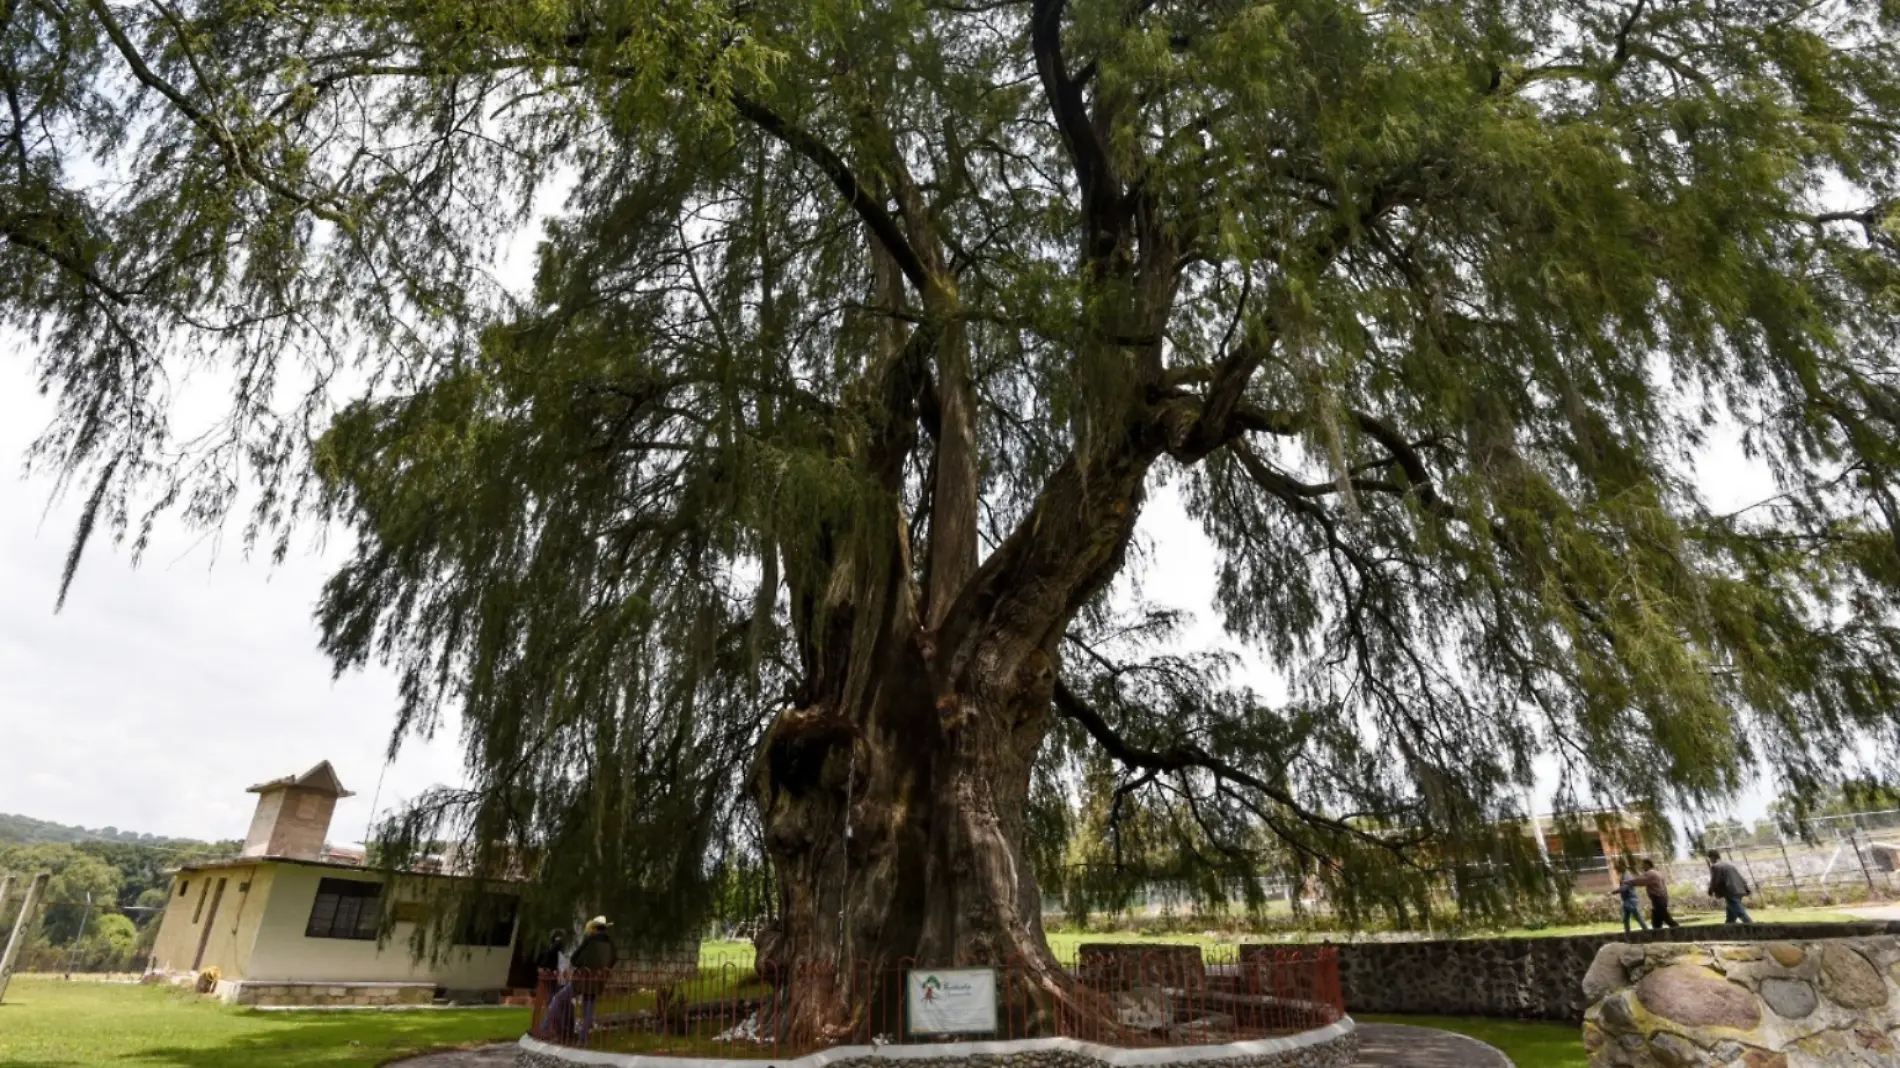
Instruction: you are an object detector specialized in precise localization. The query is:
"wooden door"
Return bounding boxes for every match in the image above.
[193,878,228,971]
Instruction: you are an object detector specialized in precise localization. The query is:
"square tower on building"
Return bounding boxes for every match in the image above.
[241,761,353,861]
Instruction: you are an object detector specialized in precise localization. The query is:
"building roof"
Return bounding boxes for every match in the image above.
[246,760,354,798]
[169,853,525,884]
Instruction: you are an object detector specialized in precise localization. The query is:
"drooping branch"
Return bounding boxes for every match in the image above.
[85,0,348,225]
[1050,677,1428,855]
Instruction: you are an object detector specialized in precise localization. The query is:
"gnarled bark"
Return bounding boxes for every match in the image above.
[754,420,1161,1042]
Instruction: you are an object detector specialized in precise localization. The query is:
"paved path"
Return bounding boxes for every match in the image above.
[1355,1023,1512,1067]
[387,1044,517,1068]
[1843,904,1900,921]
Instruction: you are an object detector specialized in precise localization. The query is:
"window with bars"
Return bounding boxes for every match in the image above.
[304,878,382,940]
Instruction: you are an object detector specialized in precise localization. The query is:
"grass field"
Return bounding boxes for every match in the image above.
[0,977,528,1068]
[1360,1014,1587,1068]
[2,908,1853,1067]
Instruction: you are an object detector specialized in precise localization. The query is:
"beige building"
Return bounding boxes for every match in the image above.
[149,762,526,1007]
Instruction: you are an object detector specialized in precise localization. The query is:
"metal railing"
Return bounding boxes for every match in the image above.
[528,945,1342,1056]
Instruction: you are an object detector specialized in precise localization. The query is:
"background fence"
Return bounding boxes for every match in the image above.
[0,897,156,976]
[1553,811,1900,899]
[529,945,1342,1056]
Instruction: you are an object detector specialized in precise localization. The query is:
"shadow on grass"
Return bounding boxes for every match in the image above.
[118,1010,525,1068]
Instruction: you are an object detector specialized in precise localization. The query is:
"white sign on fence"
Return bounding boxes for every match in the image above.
[904,967,999,1036]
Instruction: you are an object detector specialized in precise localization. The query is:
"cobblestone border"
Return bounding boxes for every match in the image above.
[514,1019,1358,1068]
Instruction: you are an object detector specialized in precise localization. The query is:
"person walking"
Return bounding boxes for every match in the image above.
[1609,865,1649,933]
[570,916,618,1046]
[1635,858,1681,929]
[1707,850,1753,924]
[532,930,573,1041]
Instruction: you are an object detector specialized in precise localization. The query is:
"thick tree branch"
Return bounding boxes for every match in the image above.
[1030,0,1123,263]
[730,92,934,295]
[0,215,133,305]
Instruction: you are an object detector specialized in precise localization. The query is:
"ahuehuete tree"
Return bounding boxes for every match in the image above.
[10,0,1900,1037]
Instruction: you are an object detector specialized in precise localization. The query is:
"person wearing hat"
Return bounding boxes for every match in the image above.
[568,917,617,1045]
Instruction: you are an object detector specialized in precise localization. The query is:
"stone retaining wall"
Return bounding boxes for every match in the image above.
[1581,935,1900,1066]
[1327,922,1900,1022]
[218,979,435,1007]
[514,1025,1358,1068]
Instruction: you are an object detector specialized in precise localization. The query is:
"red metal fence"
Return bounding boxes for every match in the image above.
[528,945,1342,1057]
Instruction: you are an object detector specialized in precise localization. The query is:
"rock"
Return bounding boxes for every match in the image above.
[1740,1050,1789,1068]
[1719,947,1763,963]
[1583,1022,1606,1051]
[1585,946,1634,1004]
[1599,993,1638,1032]
[1758,977,1818,1020]
[1648,1031,1707,1067]
[1818,943,1889,1009]
[1115,986,1171,1030]
[1766,943,1805,969]
[1855,1028,1896,1053]
[1636,964,1762,1032]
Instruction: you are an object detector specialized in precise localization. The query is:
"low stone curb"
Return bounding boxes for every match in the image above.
[514,1019,1358,1068]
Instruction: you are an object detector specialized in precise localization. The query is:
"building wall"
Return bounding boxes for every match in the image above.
[149,865,271,976]
[200,865,274,976]
[150,873,203,974]
[242,865,514,989]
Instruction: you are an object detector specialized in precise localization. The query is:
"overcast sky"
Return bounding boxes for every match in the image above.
[0,366,466,845]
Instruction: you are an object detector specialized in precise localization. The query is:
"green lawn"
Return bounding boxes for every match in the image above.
[0,977,528,1068]
[1359,1014,1586,1068]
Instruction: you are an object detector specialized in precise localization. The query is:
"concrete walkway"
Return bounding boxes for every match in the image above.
[1843,903,1900,921]
[1354,1023,1513,1067]
[387,1044,516,1068]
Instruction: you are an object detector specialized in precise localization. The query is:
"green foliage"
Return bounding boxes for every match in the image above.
[0,813,200,848]
[0,836,228,971]
[12,0,1900,941]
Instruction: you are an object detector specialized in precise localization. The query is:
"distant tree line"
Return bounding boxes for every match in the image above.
[1,815,235,973]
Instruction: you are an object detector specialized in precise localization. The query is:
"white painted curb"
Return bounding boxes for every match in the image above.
[517,1018,1358,1068]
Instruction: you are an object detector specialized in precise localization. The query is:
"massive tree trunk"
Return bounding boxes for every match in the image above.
[746,63,1184,1031]
[754,442,1157,1043]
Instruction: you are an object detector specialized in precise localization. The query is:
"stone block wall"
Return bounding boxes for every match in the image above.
[223,979,436,1007]
[1325,922,1900,1022]
[1581,936,1900,1067]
